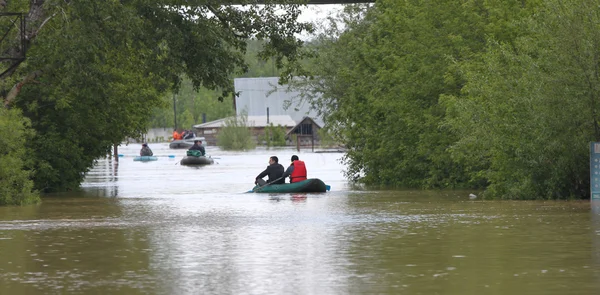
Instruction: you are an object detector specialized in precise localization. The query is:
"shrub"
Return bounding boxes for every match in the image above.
[0,108,40,206]
[264,123,287,147]
[217,111,256,150]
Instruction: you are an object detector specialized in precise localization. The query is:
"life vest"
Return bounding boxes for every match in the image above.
[290,160,307,183]
[173,131,182,140]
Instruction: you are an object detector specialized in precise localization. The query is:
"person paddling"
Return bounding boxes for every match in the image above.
[255,156,285,187]
[282,155,307,183]
[140,143,153,156]
[188,140,205,156]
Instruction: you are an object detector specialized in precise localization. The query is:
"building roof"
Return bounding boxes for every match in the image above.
[302,116,322,128]
[234,77,325,127]
[193,115,297,129]
[286,117,322,136]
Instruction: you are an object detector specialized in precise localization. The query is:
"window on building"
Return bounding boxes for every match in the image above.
[293,123,313,135]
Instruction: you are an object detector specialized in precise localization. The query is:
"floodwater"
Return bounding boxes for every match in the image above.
[1,143,599,295]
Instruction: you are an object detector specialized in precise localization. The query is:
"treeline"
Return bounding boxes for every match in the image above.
[297,1,599,199]
[0,1,312,205]
[149,40,282,130]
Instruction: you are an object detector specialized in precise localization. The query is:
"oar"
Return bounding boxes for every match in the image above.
[118,154,175,158]
[249,176,285,193]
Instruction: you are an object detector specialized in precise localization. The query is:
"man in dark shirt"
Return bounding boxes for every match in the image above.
[140,143,153,156]
[255,156,285,186]
[188,140,205,156]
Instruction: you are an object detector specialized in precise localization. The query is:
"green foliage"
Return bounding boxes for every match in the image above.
[317,128,338,148]
[149,78,235,129]
[239,39,282,78]
[300,1,490,187]
[264,123,288,147]
[217,111,256,151]
[149,39,285,130]
[298,1,595,200]
[2,1,312,193]
[179,109,195,131]
[0,108,39,205]
[444,0,597,199]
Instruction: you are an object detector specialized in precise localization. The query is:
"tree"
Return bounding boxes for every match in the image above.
[444,0,600,199]
[149,77,236,130]
[217,110,256,150]
[148,38,295,130]
[0,0,313,194]
[263,123,287,147]
[0,108,38,205]
[296,1,550,197]
[296,1,485,187]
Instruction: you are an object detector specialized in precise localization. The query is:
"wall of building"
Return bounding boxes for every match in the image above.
[234,77,324,126]
[127,128,173,143]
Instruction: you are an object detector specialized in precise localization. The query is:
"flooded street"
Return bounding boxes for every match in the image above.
[1,143,599,294]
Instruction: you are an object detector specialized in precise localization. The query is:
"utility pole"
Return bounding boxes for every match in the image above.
[173,93,178,130]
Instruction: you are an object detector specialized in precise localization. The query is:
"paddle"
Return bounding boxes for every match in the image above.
[250,175,285,193]
[118,154,175,158]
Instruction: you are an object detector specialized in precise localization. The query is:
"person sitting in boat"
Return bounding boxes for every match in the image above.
[188,140,205,156]
[172,129,182,141]
[183,130,195,139]
[140,143,153,156]
[282,155,307,183]
[255,156,285,187]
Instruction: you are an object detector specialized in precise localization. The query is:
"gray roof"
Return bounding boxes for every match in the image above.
[193,115,296,129]
[234,77,324,126]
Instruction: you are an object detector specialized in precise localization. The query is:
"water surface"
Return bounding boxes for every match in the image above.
[0,143,599,294]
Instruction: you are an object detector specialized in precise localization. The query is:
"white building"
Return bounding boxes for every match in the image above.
[191,77,325,147]
[234,77,324,126]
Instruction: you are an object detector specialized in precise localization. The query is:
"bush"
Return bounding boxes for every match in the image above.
[0,108,40,206]
[317,128,338,148]
[217,111,256,150]
[264,123,287,147]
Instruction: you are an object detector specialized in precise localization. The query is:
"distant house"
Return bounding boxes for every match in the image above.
[193,115,296,146]
[286,117,323,147]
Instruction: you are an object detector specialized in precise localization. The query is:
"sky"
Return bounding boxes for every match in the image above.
[297,4,343,39]
[298,4,342,23]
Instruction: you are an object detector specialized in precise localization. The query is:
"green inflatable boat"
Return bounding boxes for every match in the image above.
[250,178,329,193]
[180,156,214,166]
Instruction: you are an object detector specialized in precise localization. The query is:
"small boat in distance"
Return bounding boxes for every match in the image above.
[133,156,158,162]
[180,155,214,166]
[169,137,206,149]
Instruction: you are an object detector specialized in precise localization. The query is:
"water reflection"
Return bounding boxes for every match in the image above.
[592,200,600,289]
[0,144,599,294]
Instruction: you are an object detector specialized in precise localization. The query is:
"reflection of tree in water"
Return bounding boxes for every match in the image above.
[111,159,119,181]
[592,202,600,283]
[83,158,119,197]
[108,159,119,197]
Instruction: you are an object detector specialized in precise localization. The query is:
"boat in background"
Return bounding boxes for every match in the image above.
[134,156,158,162]
[249,178,329,193]
[169,137,206,149]
[180,155,214,166]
